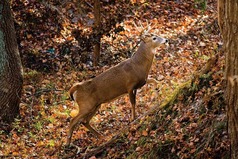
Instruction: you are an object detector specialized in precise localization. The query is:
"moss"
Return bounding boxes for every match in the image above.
[160,79,192,109]
[126,152,138,159]
[137,137,147,146]
[24,70,42,83]
[143,140,178,159]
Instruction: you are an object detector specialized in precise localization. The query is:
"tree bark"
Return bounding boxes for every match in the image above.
[93,0,101,66]
[0,0,23,123]
[218,1,238,159]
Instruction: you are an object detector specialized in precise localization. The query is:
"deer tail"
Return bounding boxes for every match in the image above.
[69,83,81,101]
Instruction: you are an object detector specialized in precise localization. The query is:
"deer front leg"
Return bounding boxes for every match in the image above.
[129,89,137,121]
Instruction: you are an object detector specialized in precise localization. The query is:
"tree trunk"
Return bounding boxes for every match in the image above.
[0,0,23,123]
[93,0,101,66]
[218,1,238,159]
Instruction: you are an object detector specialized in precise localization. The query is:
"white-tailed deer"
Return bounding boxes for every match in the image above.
[66,34,167,146]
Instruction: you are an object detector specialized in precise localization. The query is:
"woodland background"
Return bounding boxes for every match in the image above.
[0,0,229,158]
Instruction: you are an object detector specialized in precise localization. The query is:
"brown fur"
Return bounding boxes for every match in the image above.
[66,35,167,146]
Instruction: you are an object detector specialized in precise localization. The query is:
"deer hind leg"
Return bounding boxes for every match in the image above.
[66,105,95,146]
[129,89,137,121]
[83,104,102,138]
[66,113,85,146]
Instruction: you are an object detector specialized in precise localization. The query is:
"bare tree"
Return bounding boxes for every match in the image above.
[93,0,101,66]
[0,0,23,123]
[218,1,238,158]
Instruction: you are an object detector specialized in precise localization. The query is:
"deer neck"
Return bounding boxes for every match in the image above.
[131,42,155,73]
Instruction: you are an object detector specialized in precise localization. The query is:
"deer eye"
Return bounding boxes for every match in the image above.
[152,37,157,41]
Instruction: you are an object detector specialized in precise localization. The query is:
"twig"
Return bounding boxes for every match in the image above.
[82,135,119,158]
[25,88,63,98]
[85,1,93,8]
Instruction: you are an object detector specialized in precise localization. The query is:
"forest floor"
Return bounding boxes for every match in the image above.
[0,0,229,158]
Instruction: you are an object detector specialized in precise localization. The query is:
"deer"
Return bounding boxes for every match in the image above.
[66,34,168,146]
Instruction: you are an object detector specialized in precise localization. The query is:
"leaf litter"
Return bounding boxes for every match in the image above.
[0,0,228,158]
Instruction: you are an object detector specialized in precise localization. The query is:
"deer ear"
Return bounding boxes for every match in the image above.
[141,35,146,42]
[140,34,150,42]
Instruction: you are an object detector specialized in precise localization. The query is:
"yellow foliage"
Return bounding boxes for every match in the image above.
[70,109,79,118]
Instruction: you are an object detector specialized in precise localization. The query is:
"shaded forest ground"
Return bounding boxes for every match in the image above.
[0,0,229,158]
